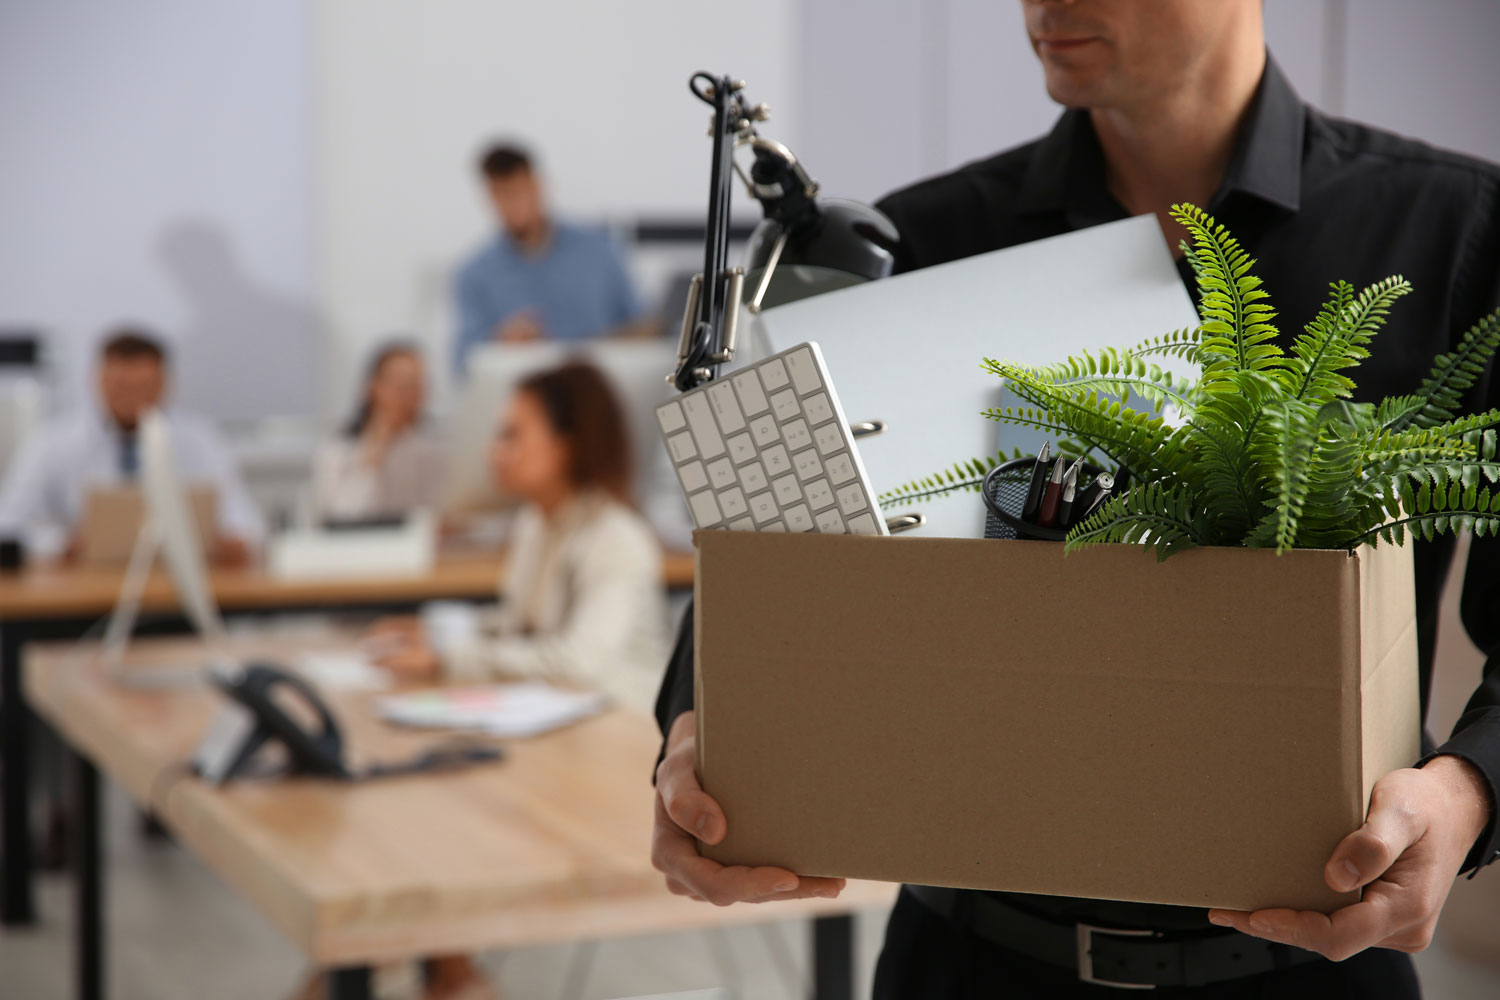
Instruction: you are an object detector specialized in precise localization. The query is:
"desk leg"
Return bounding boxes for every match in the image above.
[812,914,853,1000]
[328,966,372,1000]
[75,750,104,1000]
[2,622,37,925]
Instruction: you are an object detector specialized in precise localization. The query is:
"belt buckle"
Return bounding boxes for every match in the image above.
[1076,922,1158,990]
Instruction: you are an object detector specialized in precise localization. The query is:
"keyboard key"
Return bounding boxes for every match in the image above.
[657,401,687,433]
[732,370,770,416]
[682,392,725,458]
[792,449,822,482]
[679,461,708,492]
[814,423,843,456]
[783,418,811,452]
[763,520,787,532]
[727,432,756,465]
[759,357,790,391]
[730,517,754,531]
[785,504,813,531]
[762,444,791,477]
[848,513,879,535]
[772,474,802,506]
[668,431,697,462]
[785,346,822,395]
[748,492,779,524]
[750,414,779,447]
[836,482,868,515]
[824,452,856,485]
[771,388,800,423]
[718,487,748,520]
[815,508,845,533]
[707,381,746,434]
[738,461,768,494]
[805,478,834,511]
[707,457,736,490]
[688,490,721,527]
[803,392,834,425]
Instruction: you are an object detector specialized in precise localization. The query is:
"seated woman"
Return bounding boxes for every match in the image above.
[315,341,447,521]
[377,359,670,711]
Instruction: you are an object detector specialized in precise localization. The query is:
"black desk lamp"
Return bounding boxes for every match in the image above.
[670,73,899,393]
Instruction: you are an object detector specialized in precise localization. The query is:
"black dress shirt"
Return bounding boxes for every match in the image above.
[655,56,1500,929]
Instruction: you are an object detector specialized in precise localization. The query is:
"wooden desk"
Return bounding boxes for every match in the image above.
[0,549,697,927]
[25,636,893,1000]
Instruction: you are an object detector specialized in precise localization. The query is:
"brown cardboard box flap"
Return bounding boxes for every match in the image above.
[694,532,1419,913]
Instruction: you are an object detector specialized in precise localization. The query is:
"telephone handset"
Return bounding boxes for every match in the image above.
[192,661,503,786]
[194,662,350,783]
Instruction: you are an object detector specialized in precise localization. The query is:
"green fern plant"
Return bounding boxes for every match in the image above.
[879,203,1500,560]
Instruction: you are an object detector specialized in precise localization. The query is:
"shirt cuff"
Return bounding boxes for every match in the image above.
[1420,716,1500,877]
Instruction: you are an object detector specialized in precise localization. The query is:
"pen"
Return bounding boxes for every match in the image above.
[1056,463,1081,528]
[1080,479,1114,522]
[1021,440,1051,522]
[1075,472,1115,521]
[1035,454,1068,528]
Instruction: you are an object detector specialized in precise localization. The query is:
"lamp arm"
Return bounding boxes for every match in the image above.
[672,72,743,392]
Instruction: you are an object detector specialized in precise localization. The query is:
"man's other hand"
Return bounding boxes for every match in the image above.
[1209,756,1493,960]
[652,710,845,906]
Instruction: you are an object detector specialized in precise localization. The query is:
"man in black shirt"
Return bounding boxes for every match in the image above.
[651,1,1500,995]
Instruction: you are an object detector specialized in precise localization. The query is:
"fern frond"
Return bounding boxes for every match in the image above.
[1288,277,1412,406]
[1386,312,1500,431]
[987,372,1178,479]
[1258,399,1319,552]
[1343,476,1500,547]
[1128,328,1203,364]
[1063,482,1204,561]
[877,452,1016,509]
[1171,203,1285,388]
[985,353,1195,414]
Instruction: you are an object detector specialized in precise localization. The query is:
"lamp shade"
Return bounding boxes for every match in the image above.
[743,198,900,311]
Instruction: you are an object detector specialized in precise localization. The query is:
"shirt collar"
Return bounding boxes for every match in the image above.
[1016,53,1305,221]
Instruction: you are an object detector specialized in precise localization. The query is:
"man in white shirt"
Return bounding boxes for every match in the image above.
[0,328,265,565]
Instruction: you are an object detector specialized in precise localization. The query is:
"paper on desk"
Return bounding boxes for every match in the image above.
[294,652,393,691]
[746,215,1201,538]
[375,683,607,738]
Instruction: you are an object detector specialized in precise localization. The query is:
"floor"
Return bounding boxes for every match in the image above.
[2,785,1498,1000]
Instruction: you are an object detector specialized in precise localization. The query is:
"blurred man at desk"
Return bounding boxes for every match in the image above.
[0,328,264,565]
[451,143,649,373]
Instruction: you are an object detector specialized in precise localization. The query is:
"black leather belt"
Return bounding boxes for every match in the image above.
[904,884,1321,990]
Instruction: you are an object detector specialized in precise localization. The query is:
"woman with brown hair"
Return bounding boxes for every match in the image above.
[375,358,669,713]
[315,341,447,520]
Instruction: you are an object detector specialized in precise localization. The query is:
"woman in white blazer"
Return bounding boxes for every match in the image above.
[375,359,669,710]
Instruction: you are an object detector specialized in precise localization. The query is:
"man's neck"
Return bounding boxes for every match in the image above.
[511,220,554,255]
[1090,47,1267,255]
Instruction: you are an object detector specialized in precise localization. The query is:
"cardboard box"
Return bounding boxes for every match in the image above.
[694,532,1420,913]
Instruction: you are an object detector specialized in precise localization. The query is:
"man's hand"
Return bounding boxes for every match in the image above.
[210,535,252,568]
[652,711,845,906]
[1208,756,1493,961]
[494,310,543,344]
[365,617,443,679]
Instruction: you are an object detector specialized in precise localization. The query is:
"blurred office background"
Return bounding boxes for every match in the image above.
[2,0,1498,997]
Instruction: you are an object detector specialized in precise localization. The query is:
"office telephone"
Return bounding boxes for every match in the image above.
[193,662,350,783]
[192,662,501,785]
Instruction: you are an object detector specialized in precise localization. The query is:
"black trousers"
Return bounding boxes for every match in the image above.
[873,890,1422,999]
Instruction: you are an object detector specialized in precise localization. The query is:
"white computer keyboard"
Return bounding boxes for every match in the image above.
[657,342,887,536]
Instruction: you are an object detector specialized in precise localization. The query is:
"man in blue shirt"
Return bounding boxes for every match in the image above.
[452,144,647,374]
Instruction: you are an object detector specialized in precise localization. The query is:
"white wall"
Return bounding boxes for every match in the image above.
[312,0,800,415]
[0,0,316,422]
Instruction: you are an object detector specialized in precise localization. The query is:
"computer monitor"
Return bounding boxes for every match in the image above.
[442,340,690,548]
[101,409,226,673]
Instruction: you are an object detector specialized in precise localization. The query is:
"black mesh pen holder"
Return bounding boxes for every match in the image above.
[982,456,1110,542]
